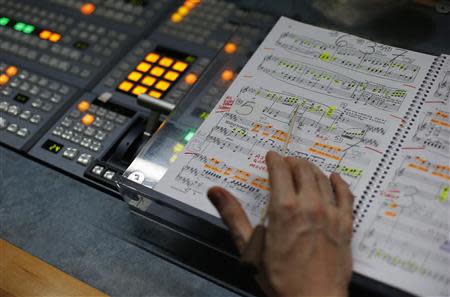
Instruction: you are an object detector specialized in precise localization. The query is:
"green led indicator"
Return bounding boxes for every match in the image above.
[14,22,26,32]
[185,56,196,64]
[22,24,35,34]
[183,129,196,143]
[0,17,10,26]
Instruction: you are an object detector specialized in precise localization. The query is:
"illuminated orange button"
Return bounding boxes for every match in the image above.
[164,70,179,81]
[82,114,95,126]
[224,42,237,54]
[172,61,188,72]
[184,73,197,85]
[150,66,165,77]
[221,69,234,81]
[118,80,134,92]
[0,74,9,86]
[132,85,148,96]
[77,100,90,112]
[178,6,190,16]
[141,76,156,87]
[184,1,195,9]
[39,30,51,40]
[145,53,160,63]
[159,57,174,67]
[136,62,151,72]
[128,71,143,82]
[148,90,162,99]
[155,80,171,91]
[81,2,96,15]
[5,66,18,77]
[171,13,183,23]
[49,33,62,43]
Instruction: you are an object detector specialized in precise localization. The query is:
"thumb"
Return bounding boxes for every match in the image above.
[207,186,253,253]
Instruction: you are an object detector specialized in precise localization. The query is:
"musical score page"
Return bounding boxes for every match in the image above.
[156,17,435,226]
[353,55,450,297]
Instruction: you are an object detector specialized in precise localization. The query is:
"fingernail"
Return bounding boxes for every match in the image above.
[266,150,280,162]
[207,189,225,210]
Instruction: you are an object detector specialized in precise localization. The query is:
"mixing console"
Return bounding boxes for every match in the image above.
[0,0,134,87]
[0,61,77,150]
[0,0,275,192]
[29,92,144,183]
[47,0,172,32]
[0,1,276,274]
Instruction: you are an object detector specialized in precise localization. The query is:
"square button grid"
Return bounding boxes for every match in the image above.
[117,47,196,99]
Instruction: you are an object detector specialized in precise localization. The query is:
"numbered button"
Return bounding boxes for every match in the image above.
[17,128,29,138]
[77,153,92,166]
[6,123,19,133]
[62,148,79,160]
[30,115,41,124]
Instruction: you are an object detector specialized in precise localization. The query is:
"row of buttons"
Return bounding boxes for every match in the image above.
[52,127,103,152]
[61,147,92,166]
[0,0,75,30]
[2,0,128,43]
[49,99,130,156]
[0,62,70,102]
[76,104,127,125]
[49,0,163,27]
[0,117,29,137]
[0,101,42,124]
[160,0,234,47]
[1,0,125,80]
[91,165,116,180]
[0,34,86,77]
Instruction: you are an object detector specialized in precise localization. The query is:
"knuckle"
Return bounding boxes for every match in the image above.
[279,196,298,212]
[305,199,326,221]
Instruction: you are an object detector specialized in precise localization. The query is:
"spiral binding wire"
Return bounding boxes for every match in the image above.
[353,54,448,232]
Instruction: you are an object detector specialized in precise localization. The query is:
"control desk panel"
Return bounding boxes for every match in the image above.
[0,0,277,193]
[0,0,275,294]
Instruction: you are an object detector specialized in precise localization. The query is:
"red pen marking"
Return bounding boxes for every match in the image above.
[365,146,383,154]
[403,84,417,89]
[264,47,274,51]
[390,114,406,122]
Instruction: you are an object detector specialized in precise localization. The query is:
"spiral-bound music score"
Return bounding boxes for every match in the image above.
[155,18,448,296]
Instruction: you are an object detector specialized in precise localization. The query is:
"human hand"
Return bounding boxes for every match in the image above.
[207,151,354,297]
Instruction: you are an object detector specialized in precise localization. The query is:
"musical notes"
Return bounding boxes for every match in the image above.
[258,55,407,112]
[276,32,421,83]
[357,152,450,295]
[156,80,390,225]
[355,97,450,296]
[411,108,449,157]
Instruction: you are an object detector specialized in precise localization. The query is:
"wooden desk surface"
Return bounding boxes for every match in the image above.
[0,239,108,297]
